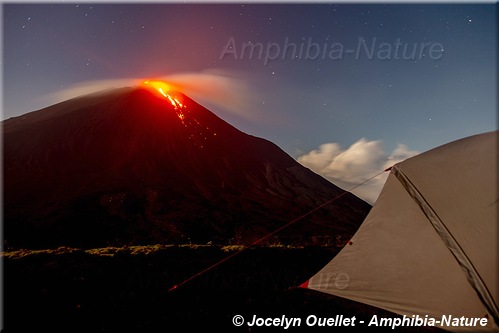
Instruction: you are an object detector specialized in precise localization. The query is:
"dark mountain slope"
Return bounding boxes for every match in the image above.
[3,86,371,248]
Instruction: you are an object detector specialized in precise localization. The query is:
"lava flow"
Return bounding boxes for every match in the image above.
[142,80,185,110]
[141,80,218,147]
[142,80,187,121]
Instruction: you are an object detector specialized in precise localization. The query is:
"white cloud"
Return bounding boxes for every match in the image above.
[297,138,420,204]
[163,69,259,121]
[385,143,421,169]
[44,69,262,122]
[47,79,137,103]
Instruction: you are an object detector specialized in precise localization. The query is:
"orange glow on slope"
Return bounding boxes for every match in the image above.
[158,88,167,98]
[140,79,218,148]
[143,80,173,101]
[143,80,171,94]
[142,80,186,118]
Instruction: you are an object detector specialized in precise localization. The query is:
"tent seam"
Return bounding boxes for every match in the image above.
[392,165,499,326]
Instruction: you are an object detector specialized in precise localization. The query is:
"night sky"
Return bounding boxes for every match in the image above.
[3,2,497,203]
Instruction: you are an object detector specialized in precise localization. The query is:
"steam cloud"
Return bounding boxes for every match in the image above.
[47,69,260,121]
[297,138,420,204]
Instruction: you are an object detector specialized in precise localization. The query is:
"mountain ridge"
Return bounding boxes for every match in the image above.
[3,86,371,249]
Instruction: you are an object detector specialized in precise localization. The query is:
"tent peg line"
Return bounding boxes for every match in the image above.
[167,168,390,293]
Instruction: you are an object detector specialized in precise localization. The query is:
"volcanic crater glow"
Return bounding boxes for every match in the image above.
[141,80,218,148]
[142,80,186,118]
[142,80,184,108]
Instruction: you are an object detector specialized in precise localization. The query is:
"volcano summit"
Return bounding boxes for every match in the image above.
[3,84,371,248]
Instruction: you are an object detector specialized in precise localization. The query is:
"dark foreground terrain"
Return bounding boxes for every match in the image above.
[3,245,444,332]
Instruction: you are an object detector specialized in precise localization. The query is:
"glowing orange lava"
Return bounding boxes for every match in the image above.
[143,80,170,94]
[142,80,187,120]
[141,80,218,146]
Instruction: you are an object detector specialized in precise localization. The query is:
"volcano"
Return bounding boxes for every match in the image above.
[2,85,371,249]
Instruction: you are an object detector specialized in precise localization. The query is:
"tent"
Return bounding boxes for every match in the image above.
[302,130,498,332]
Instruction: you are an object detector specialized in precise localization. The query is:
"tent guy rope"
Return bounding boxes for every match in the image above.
[167,167,389,292]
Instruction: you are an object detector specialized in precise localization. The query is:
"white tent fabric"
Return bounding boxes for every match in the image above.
[305,130,498,332]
